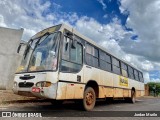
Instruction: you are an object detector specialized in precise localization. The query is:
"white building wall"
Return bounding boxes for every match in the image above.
[0,27,23,90]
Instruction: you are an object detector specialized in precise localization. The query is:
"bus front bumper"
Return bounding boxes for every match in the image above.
[31,83,58,99]
[12,86,35,97]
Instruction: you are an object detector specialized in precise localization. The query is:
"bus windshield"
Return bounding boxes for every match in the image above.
[17,32,60,73]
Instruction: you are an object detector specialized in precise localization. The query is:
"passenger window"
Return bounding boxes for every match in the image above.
[100,51,105,61]
[128,66,134,79]
[70,45,77,62]
[134,69,140,81]
[100,51,111,71]
[94,48,98,58]
[121,62,128,77]
[112,57,120,67]
[93,48,99,67]
[86,44,92,54]
[139,72,144,82]
[86,44,99,68]
[105,54,111,63]
[112,57,121,75]
[76,44,83,64]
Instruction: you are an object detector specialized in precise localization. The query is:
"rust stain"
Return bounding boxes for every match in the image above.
[74,84,84,99]
[56,82,67,100]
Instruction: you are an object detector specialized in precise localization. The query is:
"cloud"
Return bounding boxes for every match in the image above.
[149,70,160,82]
[119,0,160,63]
[0,0,159,82]
[103,14,108,19]
[74,16,154,72]
[97,0,107,10]
[0,0,57,40]
[118,0,160,81]
[143,72,151,83]
[0,0,81,41]
[0,14,6,27]
[73,13,160,82]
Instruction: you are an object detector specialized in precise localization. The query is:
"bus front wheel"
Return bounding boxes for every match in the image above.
[82,87,96,111]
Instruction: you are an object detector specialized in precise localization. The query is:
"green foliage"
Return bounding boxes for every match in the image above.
[147,82,160,96]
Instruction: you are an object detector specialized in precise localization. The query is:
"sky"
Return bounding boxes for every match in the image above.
[0,0,160,83]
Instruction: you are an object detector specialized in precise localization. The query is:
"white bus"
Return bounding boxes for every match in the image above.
[13,24,144,111]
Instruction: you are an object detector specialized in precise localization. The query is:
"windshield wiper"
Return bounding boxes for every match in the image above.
[35,32,50,47]
[24,39,33,59]
[23,32,50,59]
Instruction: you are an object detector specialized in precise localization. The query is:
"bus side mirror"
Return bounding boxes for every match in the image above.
[17,44,22,53]
[71,40,77,49]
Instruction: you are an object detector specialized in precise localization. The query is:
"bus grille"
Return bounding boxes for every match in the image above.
[19,82,34,88]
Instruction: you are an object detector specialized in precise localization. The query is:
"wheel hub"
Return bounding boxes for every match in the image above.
[86,92,94,105]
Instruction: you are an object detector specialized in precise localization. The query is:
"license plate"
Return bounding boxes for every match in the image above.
[32,87,40,93]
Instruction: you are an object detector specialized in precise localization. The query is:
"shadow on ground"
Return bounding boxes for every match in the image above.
[3,98,144,111]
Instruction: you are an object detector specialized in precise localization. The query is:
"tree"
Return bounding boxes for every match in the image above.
[147,82,160,96]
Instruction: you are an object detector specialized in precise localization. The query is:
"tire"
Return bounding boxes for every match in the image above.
[82,87,96,111]
[125,90,136,103]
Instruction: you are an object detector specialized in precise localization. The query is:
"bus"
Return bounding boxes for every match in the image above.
[13,24,144,111]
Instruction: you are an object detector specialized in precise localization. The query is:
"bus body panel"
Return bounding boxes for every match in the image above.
[83,65,100,84]
[99,69,113,87]
[105,87,114,97]
[56,82,85,100]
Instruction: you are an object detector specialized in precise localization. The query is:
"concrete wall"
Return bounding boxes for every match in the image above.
[0,27,24,90]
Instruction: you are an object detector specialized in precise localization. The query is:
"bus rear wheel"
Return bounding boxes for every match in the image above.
[130,90,136,103]
[82,87,96,111]
[126,90,136,103]
[125,90,136,104]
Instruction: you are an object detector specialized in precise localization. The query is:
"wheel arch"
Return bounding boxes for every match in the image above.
[85,80,99,98]
[131,87,136,92]
[131,87,136,96]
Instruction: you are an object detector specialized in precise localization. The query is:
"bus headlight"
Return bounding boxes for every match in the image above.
[14,82,17,87]
[36,81,52,87]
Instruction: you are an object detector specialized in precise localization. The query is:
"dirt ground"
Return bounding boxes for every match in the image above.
[0,90,37,106]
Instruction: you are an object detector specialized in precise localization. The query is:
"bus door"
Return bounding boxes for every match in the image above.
[58,31,84,99]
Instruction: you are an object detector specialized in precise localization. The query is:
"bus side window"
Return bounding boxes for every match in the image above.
[112,57,121,75]
[121,62,128,77]
[134,69,140,81]
[139,72,144,82]
[70,42,83,64]
[93,47,99,67]
[99,51,111,71]
[85,44,99,68]
[128,66,134,79]
[86,44,93,66]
